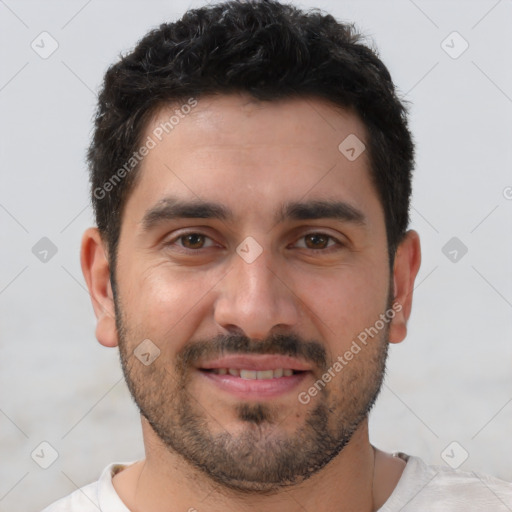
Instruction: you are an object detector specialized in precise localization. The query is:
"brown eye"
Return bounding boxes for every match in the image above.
[304,233,330,249]
[180,233,206,249]
[166,231,218,253]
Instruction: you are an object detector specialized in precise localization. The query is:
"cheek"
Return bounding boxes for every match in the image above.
[125,263,221,344]
[295,262,390,348]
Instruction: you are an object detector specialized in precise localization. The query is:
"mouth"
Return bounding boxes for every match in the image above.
[203,368,303,379]
[197,354,312,399]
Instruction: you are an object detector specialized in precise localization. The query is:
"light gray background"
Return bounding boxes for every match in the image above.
[1,0,511,510]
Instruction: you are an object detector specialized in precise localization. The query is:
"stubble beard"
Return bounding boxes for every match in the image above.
[115,298,390,493]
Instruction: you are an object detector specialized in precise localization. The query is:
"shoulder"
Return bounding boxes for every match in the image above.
[380,453,512,511]
[40,462,136,512]
[40,480,99,512]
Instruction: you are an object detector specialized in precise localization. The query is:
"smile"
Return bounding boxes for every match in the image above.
[204,368,301,379]
[197,355,312,399]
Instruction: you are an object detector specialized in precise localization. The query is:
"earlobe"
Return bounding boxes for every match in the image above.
[388,230,421,345]
[80,227,119,348]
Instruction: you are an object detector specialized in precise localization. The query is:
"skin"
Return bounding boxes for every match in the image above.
[81,93,421,512]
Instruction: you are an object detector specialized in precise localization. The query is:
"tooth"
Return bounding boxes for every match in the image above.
[217,368,227,375]
[240,369,257,380]
[228,368,240,377]
[283,368,293,377]
[273,368,283,378]
[257,370,274,380]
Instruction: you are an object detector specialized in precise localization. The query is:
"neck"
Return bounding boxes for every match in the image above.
[114,417,383,512]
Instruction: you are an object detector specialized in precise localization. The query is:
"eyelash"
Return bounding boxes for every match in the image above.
[166,231,344,253]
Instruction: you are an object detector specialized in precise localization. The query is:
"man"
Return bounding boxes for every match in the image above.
[43,0,511,510]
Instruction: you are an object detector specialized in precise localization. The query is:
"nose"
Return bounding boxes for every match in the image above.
[213,246,300,340]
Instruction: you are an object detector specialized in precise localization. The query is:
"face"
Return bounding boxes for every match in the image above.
[112,94,393,491]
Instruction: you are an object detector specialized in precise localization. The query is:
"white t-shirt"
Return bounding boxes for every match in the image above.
[41,453,512,511]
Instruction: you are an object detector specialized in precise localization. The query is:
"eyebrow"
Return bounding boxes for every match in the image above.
[277,200,366,226]
[141,198,232,231]
[140,196,367,232]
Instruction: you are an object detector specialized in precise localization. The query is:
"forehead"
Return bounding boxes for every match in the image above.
[123,93,383,229]
[146,94,368,158]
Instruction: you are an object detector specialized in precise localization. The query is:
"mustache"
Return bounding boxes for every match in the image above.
[177,332,328,372]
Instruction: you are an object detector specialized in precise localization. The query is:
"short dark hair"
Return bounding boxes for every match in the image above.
[88,0,414,275]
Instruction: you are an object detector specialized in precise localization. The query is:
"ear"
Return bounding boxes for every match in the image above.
[388,230,421,345]
[80,227,119,348]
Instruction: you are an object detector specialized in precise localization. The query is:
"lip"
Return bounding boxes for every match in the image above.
[198,354,312,372]
[199,369,310,400]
